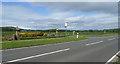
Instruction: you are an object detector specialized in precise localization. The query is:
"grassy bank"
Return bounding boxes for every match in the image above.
[116,58,120,64]
[2,36,87,49]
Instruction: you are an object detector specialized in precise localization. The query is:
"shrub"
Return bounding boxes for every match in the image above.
[27,33,36,37]
[19,33,27,37]
[15,32,45,37]
[36,32,43,36]
[43,33,47,36]
[50,33,55,36]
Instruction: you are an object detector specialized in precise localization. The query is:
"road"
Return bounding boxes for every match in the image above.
[2,36,119,64]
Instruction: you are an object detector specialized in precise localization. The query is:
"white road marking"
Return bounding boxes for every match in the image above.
[86,44,90,46]
[105,51,120,64]
[3,44,54,51]
[108,39,113,40]
[6,48,70,63]
[99,41,103,42]
[86,41,103,46]
[108,38,116,41]
[113,38,116,39]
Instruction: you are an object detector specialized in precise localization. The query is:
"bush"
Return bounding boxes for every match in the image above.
[36,32,43,36]
[27,33,36,37]
[43,33,47,36]
[19,33,27,37]
[15,32,45,37]
[50,33,55,36]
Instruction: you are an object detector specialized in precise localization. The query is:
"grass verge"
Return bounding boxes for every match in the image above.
[2,36,87,49]
[116,58,120,64]
[79,33,118,37]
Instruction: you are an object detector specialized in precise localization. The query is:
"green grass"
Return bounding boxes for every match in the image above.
[116,58,120,64]
[2,32,14,37]
[79,33,118,37]
[2,36,87,49]
[1,32,118,49]
[59,32,118,37]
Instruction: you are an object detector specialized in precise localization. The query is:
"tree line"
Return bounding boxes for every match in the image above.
[1,27,119,33]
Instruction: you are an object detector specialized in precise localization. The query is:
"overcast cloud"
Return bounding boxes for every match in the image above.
[2,2,118,30]
[31,2,118,14]
[3,0,119,2]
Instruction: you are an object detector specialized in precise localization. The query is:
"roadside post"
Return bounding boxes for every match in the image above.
[104,30,106,34]
[65,20,68,36]
[12,34,15,40]
[73,31,75,36]
[56,29,58,36]
[77,33,79,38]
[16,26,20,40]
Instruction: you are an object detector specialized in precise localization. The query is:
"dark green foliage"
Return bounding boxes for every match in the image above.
[89,30,93,32]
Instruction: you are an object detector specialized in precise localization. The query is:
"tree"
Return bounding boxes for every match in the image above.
[49,29,56,32]
[89,30,93,32]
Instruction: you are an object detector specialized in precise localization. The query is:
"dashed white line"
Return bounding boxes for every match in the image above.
[6,48,70,63]
[86,44,90,46]
[113,38,116,39]
[109,38,116,40]
[108,38,116,41]
[86,41,103,46]
[99,41,103,42]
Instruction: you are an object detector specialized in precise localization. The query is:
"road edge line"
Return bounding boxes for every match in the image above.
[105,51,120,64]
[6,48,70,63]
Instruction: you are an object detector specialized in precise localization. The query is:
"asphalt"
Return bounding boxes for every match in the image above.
[2,36,119,63]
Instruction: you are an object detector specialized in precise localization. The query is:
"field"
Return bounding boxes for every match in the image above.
[2,32,118,38]
[1,31,118,41]
[1,31,118,49]
[64,32,118,37]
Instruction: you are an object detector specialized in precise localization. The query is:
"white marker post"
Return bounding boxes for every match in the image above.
[65,20,68,36]
[104,30,106,34]
[73,31,75,36]
[77,33,79,38]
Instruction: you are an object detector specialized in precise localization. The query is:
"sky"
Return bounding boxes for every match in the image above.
[2,0,120,2]
[2,1,118,30]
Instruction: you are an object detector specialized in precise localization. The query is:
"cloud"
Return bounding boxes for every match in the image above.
[2,4,43,20]
[2,2,118,30]
[2,3,74,29]
[31,2,118,15]
[0,3,2,27]
[3,0,119,2]
[68,14,118,30]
